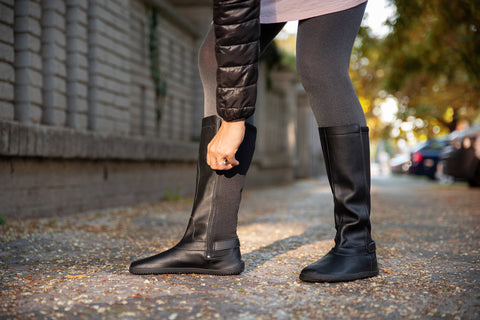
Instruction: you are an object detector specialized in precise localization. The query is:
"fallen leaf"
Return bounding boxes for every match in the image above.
[67,275,87,279]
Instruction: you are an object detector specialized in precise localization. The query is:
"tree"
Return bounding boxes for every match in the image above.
[381,0,480,136]
[351,25,389,142]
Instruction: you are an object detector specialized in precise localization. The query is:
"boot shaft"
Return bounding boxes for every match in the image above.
[319,124,373,250]
[183,116,257,251]
[128,115,255,275]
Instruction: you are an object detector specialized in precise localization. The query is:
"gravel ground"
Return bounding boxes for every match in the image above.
[1,175,479,319]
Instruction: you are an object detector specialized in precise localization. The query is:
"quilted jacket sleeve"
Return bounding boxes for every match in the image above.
[213,0,260,121]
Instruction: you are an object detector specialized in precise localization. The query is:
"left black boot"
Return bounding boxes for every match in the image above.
[300,124,379,282]
[129,116,256,275]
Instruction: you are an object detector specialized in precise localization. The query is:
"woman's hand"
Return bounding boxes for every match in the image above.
[207,120,245,170]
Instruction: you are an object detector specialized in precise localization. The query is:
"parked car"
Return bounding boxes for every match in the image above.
[390,153,411,174]
[408,137,450,179]
[440,124,480,187]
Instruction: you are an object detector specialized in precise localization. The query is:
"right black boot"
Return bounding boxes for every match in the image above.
[129,116,256,275]
[300,124,379,282]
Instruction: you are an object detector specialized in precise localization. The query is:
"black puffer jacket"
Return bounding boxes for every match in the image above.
[213,0,260,122]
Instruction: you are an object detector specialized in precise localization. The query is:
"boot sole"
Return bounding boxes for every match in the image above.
[299,269,379,283]
[129,262,245,276]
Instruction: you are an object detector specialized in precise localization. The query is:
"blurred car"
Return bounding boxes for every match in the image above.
[390,153,411,174]
[408,137,450,179]
[440,124,480,187]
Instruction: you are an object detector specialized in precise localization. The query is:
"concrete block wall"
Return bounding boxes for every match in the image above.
[46,0,68,127]
[128,0,154,137]
[70,0,89,130]
[1,0,200,139]
[0,0,14,120]
[172,1,212,141]
[0,0,317,218]
[95,0,131,135]
[128,0,198,141]
[0,0,207,218]
[1,157,197,218]
[255,66,294,171]
[19,0,44,124]
[157,17,196,141]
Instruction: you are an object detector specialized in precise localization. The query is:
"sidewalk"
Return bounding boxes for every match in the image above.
[1,176,479,319]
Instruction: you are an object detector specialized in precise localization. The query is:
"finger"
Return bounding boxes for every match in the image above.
[206,144,212,167]
[226,155,239,167]
[210,157,234,171]
[215,163,234,171]
[206,141,217,168]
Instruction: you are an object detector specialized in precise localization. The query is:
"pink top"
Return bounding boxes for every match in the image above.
[260,0,367,23]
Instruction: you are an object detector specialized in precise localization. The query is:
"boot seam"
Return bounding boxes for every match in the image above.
[323,130,335,195]
[205,171,220,260]
[323,124,361,135]
[359,128,371,249]
[205,118,222,260]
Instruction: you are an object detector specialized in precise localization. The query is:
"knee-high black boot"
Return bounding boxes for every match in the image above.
[300,124,379,282]
[129,116,256,275]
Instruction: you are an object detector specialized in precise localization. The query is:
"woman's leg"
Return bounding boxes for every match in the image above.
[198,25,217,119]
[195,21,285,242]
[296,3,379,283]
[196,21,286,250]
[296,2,367,127]
[130,22,285,275]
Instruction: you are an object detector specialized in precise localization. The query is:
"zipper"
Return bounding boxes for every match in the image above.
[206,120,222,259]
[205,173,219,259]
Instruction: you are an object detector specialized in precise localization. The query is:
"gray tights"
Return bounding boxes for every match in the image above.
[198,2,367,127]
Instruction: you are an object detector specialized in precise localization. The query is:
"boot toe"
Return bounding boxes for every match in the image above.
[129,246,245,275]
[129,248,202,275]
[299,250,378,283]
[129,253,166,275]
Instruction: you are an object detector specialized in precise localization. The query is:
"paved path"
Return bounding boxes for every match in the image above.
[1,175,479,319]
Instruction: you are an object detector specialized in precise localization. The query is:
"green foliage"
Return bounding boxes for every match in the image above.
[0,215,6,226]
[380,0,480,132]
[260,41,296,89]
[162,187,182,201]
[260,42,282,71]
[261,41,297,73]
[350,26,388,140]
[351,0,480,146]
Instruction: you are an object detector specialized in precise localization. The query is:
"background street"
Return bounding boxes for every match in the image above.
[1,175,479,319]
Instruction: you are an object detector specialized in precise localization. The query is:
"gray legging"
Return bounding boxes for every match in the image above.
[199,2,367,128]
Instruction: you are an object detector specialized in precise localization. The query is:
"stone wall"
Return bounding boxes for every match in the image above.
[0,0,322,218]
[129,0,199,140]
[1,157,197,218]
[0,0,206,218]
[0,0,15,120]
[0,0,202,138]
